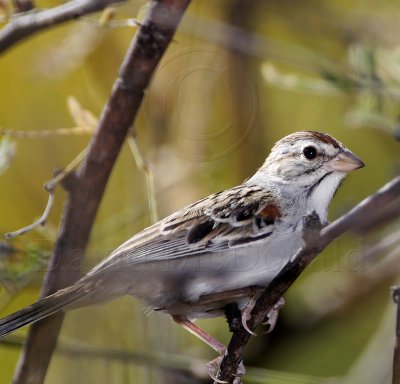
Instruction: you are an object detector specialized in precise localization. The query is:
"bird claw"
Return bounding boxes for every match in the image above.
[241,309,257,336]
[241,293,262,336]
[207,356,227,383]
[241,295,285,335]
[262,297,285,333]
[233,360,246,382]
[207,355,246,384]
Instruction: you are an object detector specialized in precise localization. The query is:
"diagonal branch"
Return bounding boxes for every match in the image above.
[0,0,126,54]
[217,175,400,383]
[11,1,191,384]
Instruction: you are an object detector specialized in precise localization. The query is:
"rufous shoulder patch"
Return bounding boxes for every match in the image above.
[258,204,281,220]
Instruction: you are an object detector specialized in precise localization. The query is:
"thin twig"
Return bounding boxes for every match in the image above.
[3,147,88,239]
[0,126,93,137]
[4,189,55,239]
[44,147,88,191]
[127,134,158,223]
[216,176,400,383]
[2,96,97,237]
[0,0,126,53]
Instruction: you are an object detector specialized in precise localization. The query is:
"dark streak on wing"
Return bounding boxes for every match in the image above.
[229,231,272,246]
[187,220,215,244]
[234,205,257,222]
[162,218,194,232]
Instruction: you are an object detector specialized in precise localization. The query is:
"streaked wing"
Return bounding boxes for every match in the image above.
[88,183,281,276]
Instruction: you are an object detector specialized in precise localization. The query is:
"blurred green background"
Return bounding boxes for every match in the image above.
[0,0,399,383]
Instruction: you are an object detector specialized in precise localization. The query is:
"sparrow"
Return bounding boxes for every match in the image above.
[0,131,364,378]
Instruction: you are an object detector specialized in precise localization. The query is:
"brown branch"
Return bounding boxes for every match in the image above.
[360,230,400,264]
[217,175,400,383]
[0,0,126,54]
[354,197,400,234]
[11,1,191,383]
[393,286,400,384]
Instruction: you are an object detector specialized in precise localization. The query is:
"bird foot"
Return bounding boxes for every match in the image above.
[241,290,264,335]
[242,296,285,335]
[241,304,257,336]
[207,355,245,384]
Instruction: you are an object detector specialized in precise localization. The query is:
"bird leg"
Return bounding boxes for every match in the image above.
[172,314,226,354]
[172,288,264,382]
[172,315,230,382]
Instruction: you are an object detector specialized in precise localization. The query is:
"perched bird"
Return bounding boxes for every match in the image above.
[0,131,364,377]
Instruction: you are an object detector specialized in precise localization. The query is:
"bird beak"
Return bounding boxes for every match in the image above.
[328,149,365,173]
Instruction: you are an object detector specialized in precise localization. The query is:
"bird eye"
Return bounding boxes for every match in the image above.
[303,146,317,160]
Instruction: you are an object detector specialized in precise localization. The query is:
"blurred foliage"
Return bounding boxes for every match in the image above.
[0,0,399,383]
[0,136,16,176]
[262,43,400,137]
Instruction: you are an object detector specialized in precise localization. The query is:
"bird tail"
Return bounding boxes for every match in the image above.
[0,284,88,338]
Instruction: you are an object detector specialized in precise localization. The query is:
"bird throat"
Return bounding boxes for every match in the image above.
[305,172,345,222]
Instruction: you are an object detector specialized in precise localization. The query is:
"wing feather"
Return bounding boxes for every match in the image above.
[88,183,281,276]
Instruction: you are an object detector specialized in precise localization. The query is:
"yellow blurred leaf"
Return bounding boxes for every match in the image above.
[67,96,98,130]
[99,7,116,26]
[0,0,9,18]
[137,2,151,22]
